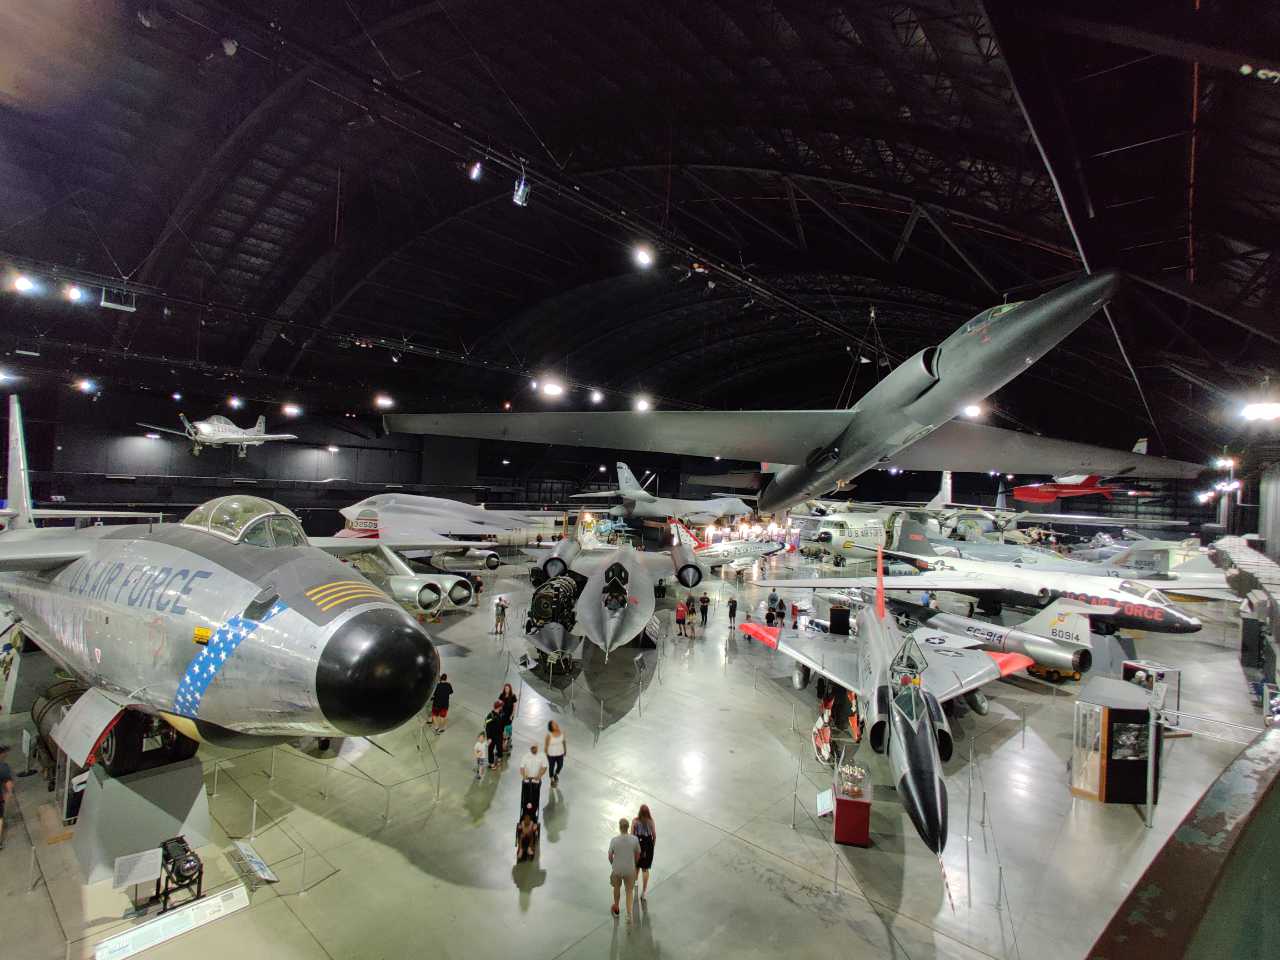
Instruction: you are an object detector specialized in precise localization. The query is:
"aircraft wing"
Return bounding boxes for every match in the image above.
[570,490,623,499]
[30,509,165,520]
[886,420,1203,480]
[757,573,1006,595]
[308,536,487,555]
[740,622,865,692]
[136,422,189,438]
[385,410,853,463]
[256,433,298,441]
[917,644,1034,702]
[1012,512,1188,529]
[0,536,94,572]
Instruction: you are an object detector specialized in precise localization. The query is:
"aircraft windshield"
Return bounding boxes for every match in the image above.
[893,684,924,724]
[182,495,306,544]
[1145,588,1171,605]
[1117,580,1148,598]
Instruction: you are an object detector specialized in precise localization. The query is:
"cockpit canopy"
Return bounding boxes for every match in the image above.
[1117,580,1170,605]
[182,496,308,547]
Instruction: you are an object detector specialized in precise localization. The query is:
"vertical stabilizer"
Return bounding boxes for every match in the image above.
[616,462,643,495]
[926,470,952,509]
[254,415,266,434]
[5,395,34,529]
[671,519,706,549]
[1021,601,1091,645]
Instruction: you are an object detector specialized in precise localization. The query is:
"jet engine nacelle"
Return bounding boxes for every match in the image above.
[543,540,582,577]
[867,684,891,754]
[466,547,501,570]
[388,574,442,614]
[669,543,703,588]
[922,690,953,762]
[862,345,940,410]
[1004,631,1092,674]
[531,574,582,629]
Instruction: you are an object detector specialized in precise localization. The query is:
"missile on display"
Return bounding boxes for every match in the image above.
[0,396,440,776]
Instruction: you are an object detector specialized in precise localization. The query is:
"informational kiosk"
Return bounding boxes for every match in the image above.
[1070,677,1162,806]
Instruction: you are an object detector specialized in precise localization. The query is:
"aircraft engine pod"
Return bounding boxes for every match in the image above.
[531,575,580,628]
[447,579,474,606]
[669,543,703,588]
[1007,633,1092,674]
[416,582,443,613]
[792,663,811,690]
[864,345,941,409]
[868,684,891,753]
[543,539,582,577]
[923,690,954,762]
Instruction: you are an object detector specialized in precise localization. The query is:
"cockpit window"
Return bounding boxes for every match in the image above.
[893,685,923,723]
[1145,588,1170,605]
[269,516,307,547]
[1117,580,1147,597]
[242,519,272,547]
[182,495,303,544]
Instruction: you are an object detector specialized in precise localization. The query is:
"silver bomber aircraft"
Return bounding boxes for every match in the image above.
[138,413,297,458]
[573,462,753,523]
[388,272,1203,513]
[1,396,439,776]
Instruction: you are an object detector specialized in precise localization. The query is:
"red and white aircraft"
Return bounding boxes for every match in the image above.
[1012,474,1131,503]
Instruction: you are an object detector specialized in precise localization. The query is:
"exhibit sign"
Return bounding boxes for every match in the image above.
[93,883,250,960]
[112,849,164,890]
[232,840,279,884]
[51,688,127,767]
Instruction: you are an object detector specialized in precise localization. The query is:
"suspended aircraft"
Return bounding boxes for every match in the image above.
[388,272,1203,513]
[137,413,297,458]
[671,520,783,570]
[1,397,440,776]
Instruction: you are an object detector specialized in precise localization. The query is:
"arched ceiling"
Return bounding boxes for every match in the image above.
[1,0,1277,461]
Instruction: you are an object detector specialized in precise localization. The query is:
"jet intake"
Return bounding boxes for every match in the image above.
[868,684,891,754]
[923,690,953,762]
[670,543,703,588]
[543,540,582,577]
[864,346,942,409]
[447,580,473,606]
[417,583,443,613]
[804,445,841,472]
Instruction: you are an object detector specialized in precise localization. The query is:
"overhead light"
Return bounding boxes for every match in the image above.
[468,160,483,181]
[590,389,603,404]
[282,403,302,417]
[1214,457,1236,469]
[887,467,901,476]
[598,464,606,472]
[633,244,655,268]
[531,380,539,391]
[988,470,998,476]
[1196,491,1215,504]
[75,378,96,393]
[1006,473,1015,480]
[503,401,512,410]
[714,456,721,461]
[228,396,243,409]
[1242,402,1280,421]
[12,274,36,293]
[326,445,339,453]
[512,174,530,207]
[0,370,11,383]
[542,381,564,397]
[962,404,982,418]
[502,459,511,466]
[145,432,161,440]
[390,352,401,364]
[64,284,84,302]
[634,396,651,412]
[171,392,182,401]
[374,394,395,409]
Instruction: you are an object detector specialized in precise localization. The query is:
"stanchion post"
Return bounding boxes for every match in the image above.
[995,865,1003,912]
[28,846,39,893]
[321,763,330,799]
[1145,703,1157,829]
[979,791,987,828]
[299,846,307,897]
[966,744,974,838]
[1021,706,1027,748]
[250,798,258,840]
[269,746,277,782]
[210,760,220,798]
[383,786,392,824]
[791,747,801,829]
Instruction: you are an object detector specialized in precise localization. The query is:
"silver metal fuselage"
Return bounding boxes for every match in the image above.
[0,524,436,738]
[759,272,1119,513]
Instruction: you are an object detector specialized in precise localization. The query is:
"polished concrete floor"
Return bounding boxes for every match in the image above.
[0,554,1260,960]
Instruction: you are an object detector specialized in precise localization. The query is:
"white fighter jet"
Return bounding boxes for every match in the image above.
[138,414,297,458]
[572,462,753,523]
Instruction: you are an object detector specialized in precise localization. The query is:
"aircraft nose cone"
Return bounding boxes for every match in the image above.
[1016,269,1122,340]
[317,606,440,735]
[898,767,949,855]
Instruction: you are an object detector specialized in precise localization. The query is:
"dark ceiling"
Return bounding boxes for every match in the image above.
[1,0,1277,463]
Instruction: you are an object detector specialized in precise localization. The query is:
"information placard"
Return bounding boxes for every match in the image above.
[232,840,279,883]
[94,884,250,960]
[112,849,164,890]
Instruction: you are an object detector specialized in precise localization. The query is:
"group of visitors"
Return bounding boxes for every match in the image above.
[479,683,520,770]
[608,804,658,922]
[674,591,712,637]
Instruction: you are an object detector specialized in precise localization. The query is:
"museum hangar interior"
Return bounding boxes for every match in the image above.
[1,3,1279,960]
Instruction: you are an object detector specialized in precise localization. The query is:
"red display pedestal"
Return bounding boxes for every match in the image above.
[833,795,871,847]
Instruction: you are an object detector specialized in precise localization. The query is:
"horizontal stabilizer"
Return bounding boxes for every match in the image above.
[985,651,1035,677]
[739,623,781,649]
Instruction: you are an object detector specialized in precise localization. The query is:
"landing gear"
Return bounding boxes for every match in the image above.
[792,664,811,690]
[962,690,990,716]
[99,711,146,776]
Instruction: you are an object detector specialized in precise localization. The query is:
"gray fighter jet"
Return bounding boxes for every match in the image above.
[573,462,753,523]
[741,551,1032,854]
[388,272,1203,513]
[1,396,440,775]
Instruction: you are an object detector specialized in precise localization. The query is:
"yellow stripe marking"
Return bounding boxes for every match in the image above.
[315,587,388,608]
[318,593,388,611]
[306,580,370,598]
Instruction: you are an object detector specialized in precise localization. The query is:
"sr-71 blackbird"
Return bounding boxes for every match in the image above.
[388,272,1202,513]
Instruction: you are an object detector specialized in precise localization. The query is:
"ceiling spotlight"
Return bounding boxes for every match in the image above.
[714,456,721,461]
[1242,402,1280,421]
[502,459,511,465]
[512,174,530,207]
[590,389,603,404]
[988,470,998,476]
[13,275,36,293]
[1214,457,1236,469]
[633,244,655,268]
[282,403,302,417]
[1196,491,1214,505]
[887,467,901,476]
[542,381,564,397]
[503,401,512,410]
[75,378,96,393]
[64,284,84,302]
[145,432,161,440]
[327,445,340,453]
[531,380,539,391]
[1005,473,1015,480]
[374,394,395,409]
[468,160,483,181]
[390,352,401,364]
[171,392,182,401]
[962,404,982,418]
[598,464,607,472]
[633,396,651,412]
[228,395,243,409]
[0,370,10,383]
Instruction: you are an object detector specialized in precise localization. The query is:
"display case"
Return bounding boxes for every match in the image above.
[1071,677,1162,806]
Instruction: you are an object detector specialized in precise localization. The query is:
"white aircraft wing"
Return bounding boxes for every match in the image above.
[255,433,298,441]
[570,490,623,499]
[308,536,486,555]
[1013,512,1188,529]
[385,410,854,464]
[0,536,94,572]
[886,420,1203,480]
[31,509,164,520]
[740,621,865,692]
[916,642,1033,702]
[758,573,1006,594]
[136,422,189,438]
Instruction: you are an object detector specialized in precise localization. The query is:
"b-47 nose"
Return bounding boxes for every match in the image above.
[317,606,440,735]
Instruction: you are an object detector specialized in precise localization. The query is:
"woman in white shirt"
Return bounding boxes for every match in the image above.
[545,720,567,788]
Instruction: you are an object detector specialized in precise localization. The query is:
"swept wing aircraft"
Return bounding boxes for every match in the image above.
[2,396,440,776]
[388,272,1202,513]
[138,413,297,458]
[573,462,753,523]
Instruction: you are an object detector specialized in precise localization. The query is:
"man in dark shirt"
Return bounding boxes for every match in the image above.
[430,674,454,734]
[698,592,710,626]
[0,744,14,850]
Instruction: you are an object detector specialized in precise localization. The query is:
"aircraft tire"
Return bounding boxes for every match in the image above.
[166,730,200,762]
[100,711,146,777]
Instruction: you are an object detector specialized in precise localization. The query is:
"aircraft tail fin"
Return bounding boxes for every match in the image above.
[925,470,952,510]
[5,395,34,529]
[671,519,707,550]
[994,481,1008,512]
[1172,553,1217,574]
[894,518,938,558]
[1132,438,1148,455]
[615,462,654,500]
[254,415,266,435]
[179,413,195,435]
[1021,600,1091,646]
